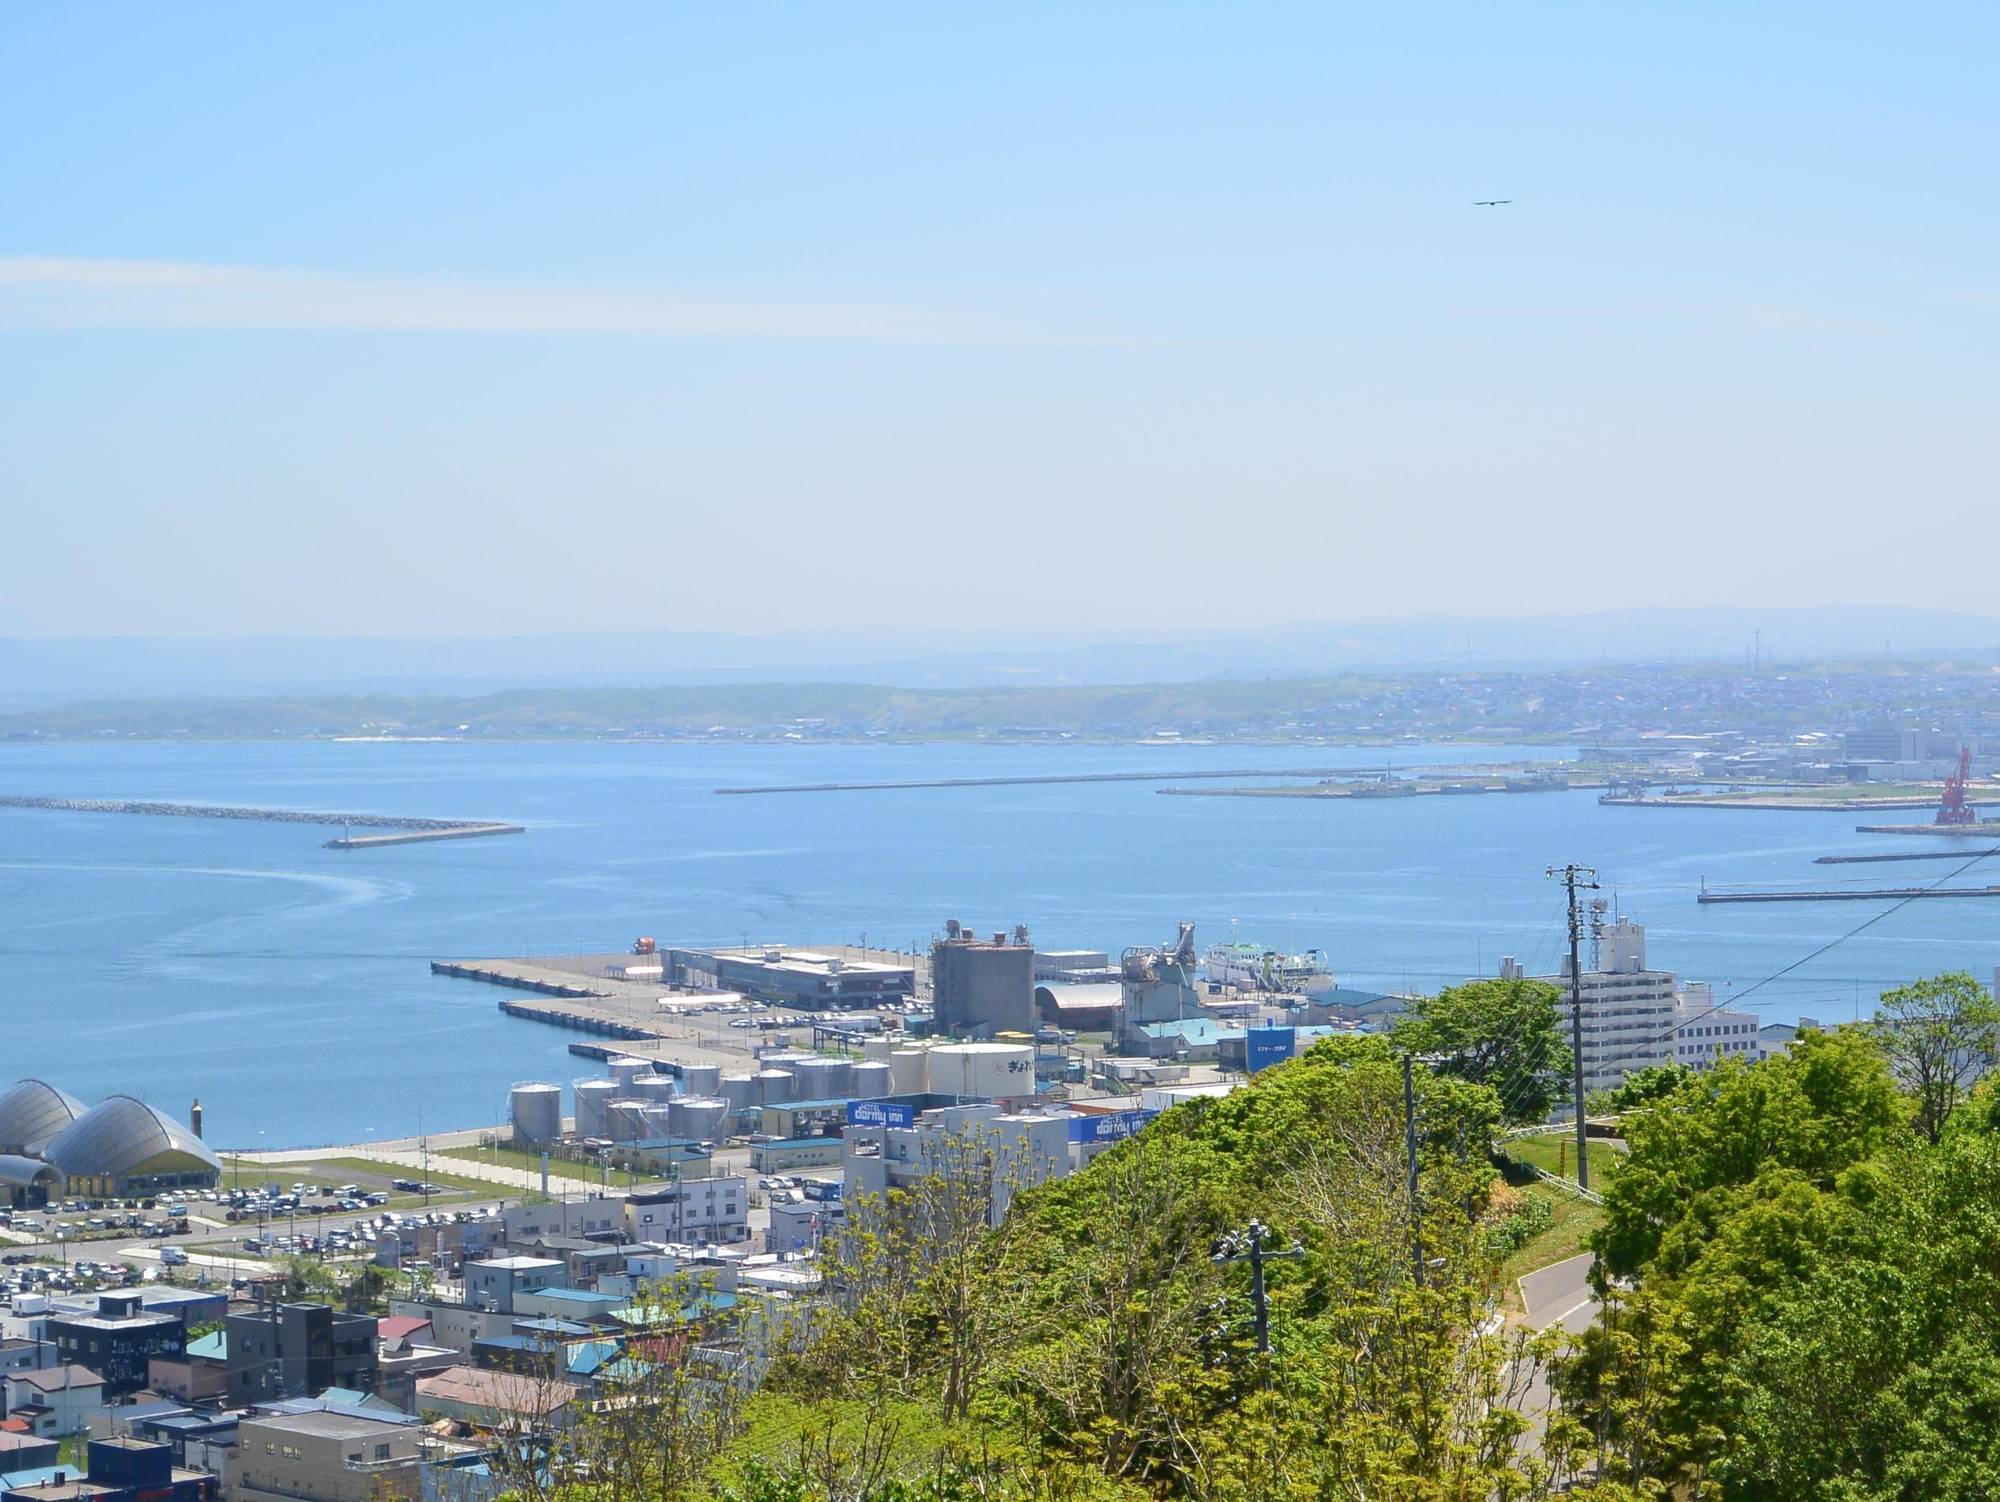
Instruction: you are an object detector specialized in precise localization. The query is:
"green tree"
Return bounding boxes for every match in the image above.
[1593,1027,1906,1277]
[1394,977,1572,1124]
[1876,971,2000,1144]
[1604,1062,1697,1113]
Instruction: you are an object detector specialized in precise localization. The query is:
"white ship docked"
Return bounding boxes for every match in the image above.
[1203,941,1336,995]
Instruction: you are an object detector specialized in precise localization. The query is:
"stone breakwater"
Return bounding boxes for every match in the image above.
[0,796,520,846]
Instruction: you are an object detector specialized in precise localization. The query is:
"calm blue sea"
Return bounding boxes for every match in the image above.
[3,740,1994,1147]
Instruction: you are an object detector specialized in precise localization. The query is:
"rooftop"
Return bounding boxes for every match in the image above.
[244,1407,412,1441]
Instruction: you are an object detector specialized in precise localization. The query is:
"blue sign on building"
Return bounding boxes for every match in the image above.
[1245,1026,1297,1074]
[1067,1109,1156,1143]
[846,1099,917,1128]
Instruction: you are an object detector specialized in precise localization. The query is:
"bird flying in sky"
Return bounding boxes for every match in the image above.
[1474,199,1513,206]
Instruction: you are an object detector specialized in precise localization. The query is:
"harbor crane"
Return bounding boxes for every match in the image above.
[1937,745,1977,826]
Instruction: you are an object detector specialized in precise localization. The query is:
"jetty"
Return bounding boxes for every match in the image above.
[1815,849,2000,865]
[0,796,520,850]
[324,824,521,849]
[1857,821,2000,837]
[1698,884,2000,904]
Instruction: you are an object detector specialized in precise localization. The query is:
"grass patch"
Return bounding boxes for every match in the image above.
[1506,1133,1622,1187]
[1495,1183,1605,1313]
[437,1144,603,1182]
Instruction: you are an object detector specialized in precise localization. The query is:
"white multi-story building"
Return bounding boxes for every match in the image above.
[1512,918,1678,1095]
[624,1176,749,1246]
[843,1103,1071,1225]
[1672,983,1763,1071]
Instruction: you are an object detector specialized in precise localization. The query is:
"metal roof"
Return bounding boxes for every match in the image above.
[0,1080,85,1157]
[43,1095,220,1182]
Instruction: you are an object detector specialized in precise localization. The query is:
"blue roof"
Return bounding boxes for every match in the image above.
[756,1137,844,1150]
[476,1333,541,1351]
[521,1287,624,1309]
[1137,1019,1232,1043]
[514,1318,593,1337]
[318,1387,372,1408]
[186,1329,226,1360]
[565,1339,623,1376]
[1,1469,63,1492]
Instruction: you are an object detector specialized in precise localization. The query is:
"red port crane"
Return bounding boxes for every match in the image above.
[1936,745,1978,826]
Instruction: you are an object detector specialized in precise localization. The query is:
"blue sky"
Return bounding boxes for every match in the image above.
[4,4,1996,637]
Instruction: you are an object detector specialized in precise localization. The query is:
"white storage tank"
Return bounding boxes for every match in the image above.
[509,1082,563,1145]
[670,1096,730,1142]
[630,1075,679,1104]
[608,1057,652,1088]
[720,1072,758,1110]
[851,1061,893,1099]
[889,1048,929,1095]
[929,1042,1034,1101]
[788,1057,844,1101]
[606,1098,652,1142]
[573,1079,619,1139]
[639,1103,676,1140]
[679,1062,722,1096]
[755,1068,795,1106]
[862,1036,893,1063]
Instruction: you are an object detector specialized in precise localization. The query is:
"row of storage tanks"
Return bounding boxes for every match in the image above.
[510,1038,1035,1146]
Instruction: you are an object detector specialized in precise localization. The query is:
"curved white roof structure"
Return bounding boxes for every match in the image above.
[0,1078,86,1157]
[43,1094,221,1186]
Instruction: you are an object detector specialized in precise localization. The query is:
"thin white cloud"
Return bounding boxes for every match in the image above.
[0,255,1053,344]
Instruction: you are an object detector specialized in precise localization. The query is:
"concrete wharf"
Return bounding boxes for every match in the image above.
[429,960,607,998]
[2,795,520,849]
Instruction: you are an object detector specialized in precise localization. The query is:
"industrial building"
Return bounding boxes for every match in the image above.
[931,922,1036,1037]
[0,1084,219,1202]
[666,946,915,1009]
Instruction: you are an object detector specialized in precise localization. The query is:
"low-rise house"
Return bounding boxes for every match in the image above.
[412,1365,576,1434]
[461,1257,564,1315]
[233,1407,423,1501]
[0,1339,54,1391]
[0,1434,215,1501]
[3,1364,105,1435]
[0,1433,58,1472]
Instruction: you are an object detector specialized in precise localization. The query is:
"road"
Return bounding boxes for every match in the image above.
[1509,1252,1600,1453]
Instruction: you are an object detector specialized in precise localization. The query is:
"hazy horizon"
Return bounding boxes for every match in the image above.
[8,5,1998,637]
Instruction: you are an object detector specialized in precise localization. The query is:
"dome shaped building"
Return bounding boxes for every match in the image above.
[0,1078,85,1157]
[43,1095,221,1199]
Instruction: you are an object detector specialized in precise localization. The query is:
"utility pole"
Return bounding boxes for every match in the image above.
[1402,1051,1427,1285]
[1547,864,1599,1191]
[1213,1220,1304,1355]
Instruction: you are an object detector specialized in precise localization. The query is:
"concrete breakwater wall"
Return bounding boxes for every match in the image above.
[2,795,516,844]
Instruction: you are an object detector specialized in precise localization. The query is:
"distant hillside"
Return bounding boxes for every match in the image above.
[5,605,1998,708]
[4,658,1998,742]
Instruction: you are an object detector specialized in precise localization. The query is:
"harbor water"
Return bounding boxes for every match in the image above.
[3,739,1995,1147]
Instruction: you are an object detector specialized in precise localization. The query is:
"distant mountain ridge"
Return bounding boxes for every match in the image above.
[3,606,1997,709]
